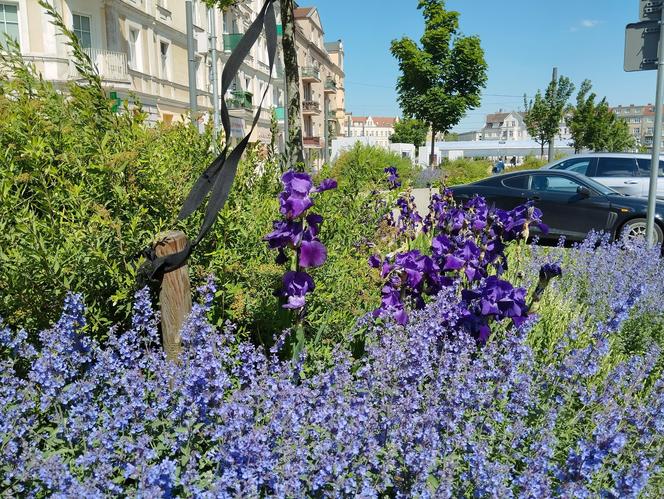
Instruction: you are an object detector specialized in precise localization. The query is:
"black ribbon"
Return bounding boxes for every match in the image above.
[139,0,278,285]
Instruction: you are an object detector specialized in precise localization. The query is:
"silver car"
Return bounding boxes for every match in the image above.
[544,153,664,198]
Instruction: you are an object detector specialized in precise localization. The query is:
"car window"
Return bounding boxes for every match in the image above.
[595,157,637,177]
[552,158,592,175]
[502,175,529,190]
[636,158,664,177]
[531,174,585,193]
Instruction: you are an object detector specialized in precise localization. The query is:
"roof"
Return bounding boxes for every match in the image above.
[372,117,397,127]
[294,7,315,18]
[349,116,397,127]
[486,112,510,123]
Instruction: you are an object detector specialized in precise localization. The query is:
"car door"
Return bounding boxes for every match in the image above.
[526,173,611,241]
[636,157,664,199]
[592,157,640,196]
[493,174,530,210]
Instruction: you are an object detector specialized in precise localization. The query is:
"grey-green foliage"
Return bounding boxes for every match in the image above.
[0,16,213,332]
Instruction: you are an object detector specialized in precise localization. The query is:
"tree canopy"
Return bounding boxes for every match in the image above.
[390,118,429,151]
[523,75,575,157]
[567,80,635,153]
[391,0,487,165]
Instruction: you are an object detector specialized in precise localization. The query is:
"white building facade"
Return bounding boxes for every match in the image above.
[345,115,398,147]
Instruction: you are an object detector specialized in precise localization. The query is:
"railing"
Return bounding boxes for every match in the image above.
[223,33,243,52]
[301,67,320,81]
[75,48,129,81]
[303,136,321,147]
[226,90,253,110]
[303,100,320,113]
[324,78,337,92]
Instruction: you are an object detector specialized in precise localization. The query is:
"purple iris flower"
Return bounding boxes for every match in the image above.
[264,220,303,249]
[540,263,562,281]
[299,240,327,268]
[384,166,401,190]
[315,178,338,193]
[281,271,315,310]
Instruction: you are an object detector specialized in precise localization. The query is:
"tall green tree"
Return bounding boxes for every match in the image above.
[524,75,575,157]
[567,79,595,153]
[391,0,487,167]
[389,118,429,155]
[567,80,636,153]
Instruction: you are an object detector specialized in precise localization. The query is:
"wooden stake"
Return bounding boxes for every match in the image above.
[154,230,192,361]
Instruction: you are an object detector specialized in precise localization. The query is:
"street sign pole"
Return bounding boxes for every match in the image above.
[646,6,664,245]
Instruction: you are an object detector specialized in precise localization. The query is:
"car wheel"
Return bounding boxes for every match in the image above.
[621,218,664,245]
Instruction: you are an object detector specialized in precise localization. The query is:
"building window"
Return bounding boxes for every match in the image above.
[634,128,641,135]
[72,14,92,49]
[0,3,19,46]
[160,41,170,80]
[128,28,141,71]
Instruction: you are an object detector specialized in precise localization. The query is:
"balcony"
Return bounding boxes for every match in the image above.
[71,48,129,82]
[301,67,321,82]
[324,78,337,93]
[303,136,321,148]
[226,91,253,111]
[302,100,320,114]
[327,110,337,121]
[274,106,285,121]
[223,33,243,53]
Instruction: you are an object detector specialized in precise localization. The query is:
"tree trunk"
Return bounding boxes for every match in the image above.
[281,0,304,170]
[429,126,436,167]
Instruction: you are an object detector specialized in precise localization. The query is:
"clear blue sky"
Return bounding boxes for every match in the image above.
[311,0,655,132]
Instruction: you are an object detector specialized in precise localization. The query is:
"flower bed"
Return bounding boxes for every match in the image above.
[2,232,664,496]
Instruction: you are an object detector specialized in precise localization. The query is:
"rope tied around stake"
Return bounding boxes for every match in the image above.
[137,0,278,286]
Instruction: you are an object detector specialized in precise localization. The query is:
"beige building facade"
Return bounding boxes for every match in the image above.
[294,6,345,166]
[5,1,343,153]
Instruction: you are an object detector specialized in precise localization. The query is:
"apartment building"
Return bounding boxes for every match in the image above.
[6,1,347,150]
[294,6,345,166]
[9,0,223,123]
[612,104,659,149]
[345,115,398,147]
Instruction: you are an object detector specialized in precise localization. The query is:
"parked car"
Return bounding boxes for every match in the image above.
[543,152,664,198]
[450,169,664,244]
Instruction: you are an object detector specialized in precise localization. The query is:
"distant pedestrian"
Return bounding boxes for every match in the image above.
[510,156,517,168]
[492,157,505,174]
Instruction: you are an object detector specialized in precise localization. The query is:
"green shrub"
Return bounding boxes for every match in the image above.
[0,40,213,332]
[331,143,416,193]
[440,158,492,185]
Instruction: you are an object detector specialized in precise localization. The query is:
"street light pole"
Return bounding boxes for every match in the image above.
[208,7,220,150]
[547,67,557,162]
[186,0,198,125]
[646,7,664,245]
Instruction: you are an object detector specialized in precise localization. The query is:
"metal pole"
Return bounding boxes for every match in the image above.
[208,6,220,149]
[548,66,558,162]
[186,0,198,124]
[646,7,664,245]
[323,95,329,164]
